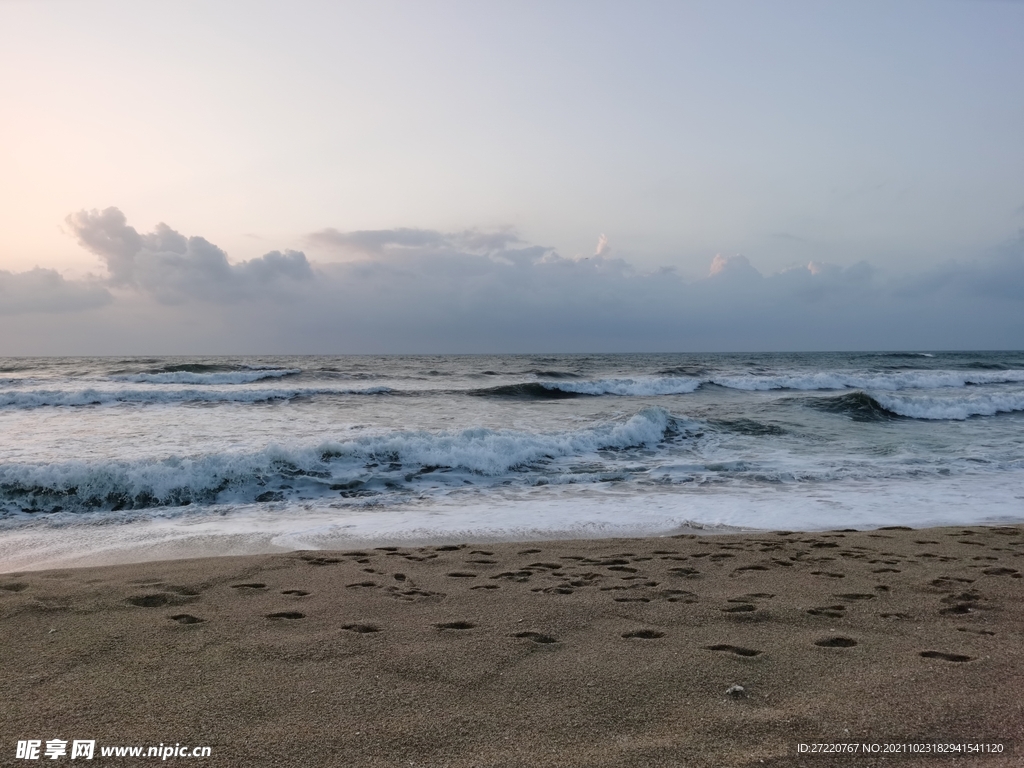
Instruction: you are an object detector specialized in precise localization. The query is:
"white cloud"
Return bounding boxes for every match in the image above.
[66,208,314,303]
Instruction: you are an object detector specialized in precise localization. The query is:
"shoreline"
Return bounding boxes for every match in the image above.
[0,511,769,575]
[3,524,1022,766]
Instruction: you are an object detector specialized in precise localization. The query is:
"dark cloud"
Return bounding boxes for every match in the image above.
[910,238,1024,302]
[66,207,313,303]
[0,268,112,315]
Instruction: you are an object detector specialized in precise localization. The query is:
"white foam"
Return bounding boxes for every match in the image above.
[711,370,1024,392]
[3,472,1021,572]
[318,407,679,473]
[0,386,393,408]
[542,377,701,396]
[0,407,685,515]
[873,391,1024,420]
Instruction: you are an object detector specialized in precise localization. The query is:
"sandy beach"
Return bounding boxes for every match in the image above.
[2,525,1022,767]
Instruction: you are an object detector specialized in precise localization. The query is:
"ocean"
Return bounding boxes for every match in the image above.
[1,351,1023,568]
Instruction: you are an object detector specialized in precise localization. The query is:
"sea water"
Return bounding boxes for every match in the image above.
[1,352,1022,568]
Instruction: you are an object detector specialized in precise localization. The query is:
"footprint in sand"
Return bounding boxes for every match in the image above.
[705,644,761,657]
[231,583,267,590]
[0,583,29,592]
[266,612,304,620]
[168,614,205,625]
[815,636,857,648]
[128,594,172,607]
[930,576,974,587]
[957,627,995,636]
[342,623,380,633]
[435,621,475,630]
[919,650,973,663]
[668,567,701,578]
[622,629,665,639]
[731,565,769,576]
[982,567,1021,578]
[513,631,558,644]
[281,590,309,596]
[807,605,846,618]
[387,587,445,602]
[939,592,981,615]
[299,554,341,566]
[127,591,198,607]
[532,586,574,595]
[662,589,698,603]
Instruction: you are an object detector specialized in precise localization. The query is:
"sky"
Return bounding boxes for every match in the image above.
[1,0,1022,354]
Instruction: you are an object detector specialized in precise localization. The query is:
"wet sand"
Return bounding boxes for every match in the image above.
[2,525,1023,767]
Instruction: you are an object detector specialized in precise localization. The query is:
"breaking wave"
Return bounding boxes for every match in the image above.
[872,391,1024,421]
[711,370,1024,392]
[472,383,584,399]
[809,392,901,421]
[475,377,702,398]
[0,386,393,408]
[811,390,1024,421]
[0,408,687,516]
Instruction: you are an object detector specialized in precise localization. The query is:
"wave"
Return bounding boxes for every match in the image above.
[112,369,302,385]
[482,370,1024,400]
[711,370,1024,392]
[472,383,583,399]
[810,390,1024,421]
[0,408,686,515]
[0,386,392,409]
[963,362,1010,371]
[873,392,1024,421]
[476,377,703,398]
[809,392,901,421]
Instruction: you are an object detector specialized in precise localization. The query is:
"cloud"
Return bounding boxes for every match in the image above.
[307,226,524,258]
[0,268,112,316]
[708,253,761,280]
[66,207,313,303]
[903,238,1024,302]
[10,207,1020,352]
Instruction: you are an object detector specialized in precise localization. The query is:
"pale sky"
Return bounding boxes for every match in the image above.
[1,0,1022,353]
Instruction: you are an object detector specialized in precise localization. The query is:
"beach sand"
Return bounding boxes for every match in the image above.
[2,525,1022,767]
